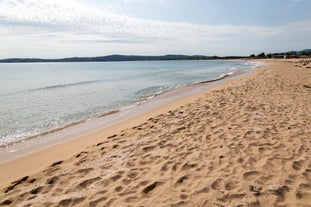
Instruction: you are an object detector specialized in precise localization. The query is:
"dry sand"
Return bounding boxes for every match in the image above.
[0,59,310,207]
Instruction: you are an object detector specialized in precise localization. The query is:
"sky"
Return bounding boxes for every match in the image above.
[0,0,310,58]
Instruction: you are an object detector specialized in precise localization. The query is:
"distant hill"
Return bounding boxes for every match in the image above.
[301,49,311,53]
[0,54,216,63]
[285,49,311,54]
[251,49,311,59]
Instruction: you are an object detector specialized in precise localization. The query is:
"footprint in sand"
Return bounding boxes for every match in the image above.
[4,176,29,193]
[142,182,162,194]
[211,178,223,191]
[243,171,262,181]
[296,183,311,201]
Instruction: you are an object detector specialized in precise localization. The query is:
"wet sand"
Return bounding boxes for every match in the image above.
[0,59,310,206]
[0,68,249,165]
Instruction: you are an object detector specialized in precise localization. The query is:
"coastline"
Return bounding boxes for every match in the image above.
[0,59,257,149]
[0,61,258,180]
[1,59,310,206]
[0,64,254,164]
[0,62,257,183]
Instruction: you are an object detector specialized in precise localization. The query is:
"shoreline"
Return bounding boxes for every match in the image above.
[0,64,255,164]
[1,59,310,206]
[0,69,234,148]
[0,61,259,187]
[0,59,260,149]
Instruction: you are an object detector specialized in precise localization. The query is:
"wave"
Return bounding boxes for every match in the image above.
[0,108,122,148]
[0,68,253,148]
[193,74,229,85]
[29,80,102,92]
[134,86,166,98]
[0,60,261,149]
[0,80,104,98]
[0,72,234,148]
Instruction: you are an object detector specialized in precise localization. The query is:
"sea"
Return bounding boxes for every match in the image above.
[0,60,260,147]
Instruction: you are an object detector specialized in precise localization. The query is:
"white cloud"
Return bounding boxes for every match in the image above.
[121,0,169,4]
[0,0,310,57]
[0,0,281,40]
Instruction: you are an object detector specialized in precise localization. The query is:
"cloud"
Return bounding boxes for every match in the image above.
[0,0,310,57]
[121,0,169,4]
[0,0,284,41]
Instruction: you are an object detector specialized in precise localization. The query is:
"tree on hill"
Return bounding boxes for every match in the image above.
[257,52,266,58]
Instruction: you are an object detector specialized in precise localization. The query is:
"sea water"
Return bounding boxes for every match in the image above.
[0,60,259,146]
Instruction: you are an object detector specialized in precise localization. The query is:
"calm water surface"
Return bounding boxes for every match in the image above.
[0,60,259,146]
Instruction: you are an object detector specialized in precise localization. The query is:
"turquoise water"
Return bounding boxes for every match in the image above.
[0,60,258,146]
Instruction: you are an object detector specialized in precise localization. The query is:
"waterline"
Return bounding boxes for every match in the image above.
[0,60,262,147]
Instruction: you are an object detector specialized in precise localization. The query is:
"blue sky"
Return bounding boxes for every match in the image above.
[0,0,310,58]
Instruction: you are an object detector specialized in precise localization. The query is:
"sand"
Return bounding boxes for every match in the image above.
[0,59,310,207]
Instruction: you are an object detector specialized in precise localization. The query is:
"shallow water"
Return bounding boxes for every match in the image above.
[0,60,259,146]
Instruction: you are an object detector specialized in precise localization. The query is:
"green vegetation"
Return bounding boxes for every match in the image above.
[250,49,311,59]
[0,55,213,63]
[1,49,310,63]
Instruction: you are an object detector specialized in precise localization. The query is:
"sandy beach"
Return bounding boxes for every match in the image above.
[0,59,310,206]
